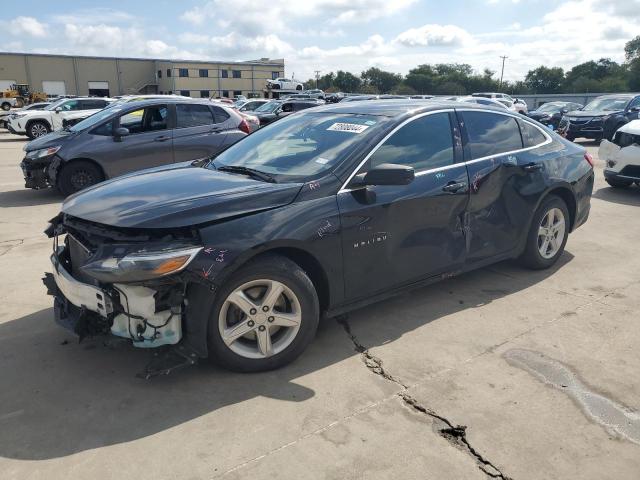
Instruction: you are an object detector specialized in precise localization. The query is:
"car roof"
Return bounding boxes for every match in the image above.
[309,99,506,117]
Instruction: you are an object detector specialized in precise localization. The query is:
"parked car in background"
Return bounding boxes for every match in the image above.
[20,99,249,195]
[513,98,528,114]
[235,99,269,112]
[305,89,325,99]
[0,102,50,128]
[266,77,303,90]
[340,95,408,102]
[472,92,515,102]
[253,99,321,126]
[410,95,435,99]
[558,94,640,142]
[325,92,347,103]
[527,102,583,130]
[42,100,593,375]
[456,96,510,110]
[599,119,640,188]
[8,97,113,139]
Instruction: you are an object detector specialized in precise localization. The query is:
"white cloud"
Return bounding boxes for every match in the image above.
[395,24,472,47]
[52,8,134,25]
[8,17,47,37]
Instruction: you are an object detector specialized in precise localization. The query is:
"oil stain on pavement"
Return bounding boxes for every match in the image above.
[504,348,640,445]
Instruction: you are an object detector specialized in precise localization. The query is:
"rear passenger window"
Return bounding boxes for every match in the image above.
[462,111,522,159]
[176,104,215,128]
[119,105,167,133]
[369,113,454,171]
[211,106,230,123]
[518,119,547,148]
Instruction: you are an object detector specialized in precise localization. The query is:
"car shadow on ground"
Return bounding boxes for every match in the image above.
[592,185,640,207]
[0,188,63,208]
[0,252,573,461]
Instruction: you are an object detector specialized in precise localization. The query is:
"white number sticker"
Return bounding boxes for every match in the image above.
[327,123,370,133]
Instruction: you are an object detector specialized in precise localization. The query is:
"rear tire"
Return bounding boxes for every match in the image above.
[205,254,319,372]
[27,121,50,139]
[296,85,303,90]
[1,102,10,111]
[519,195,569,270]
[57,160,104,196]
[606,178,633,188]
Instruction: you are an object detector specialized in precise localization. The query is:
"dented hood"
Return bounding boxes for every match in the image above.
[61,163,303,229]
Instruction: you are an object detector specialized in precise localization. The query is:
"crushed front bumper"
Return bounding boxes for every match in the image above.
[21,158,52,189]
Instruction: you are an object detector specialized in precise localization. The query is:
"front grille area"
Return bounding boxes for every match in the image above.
[620,165,640,179]
[67,233,98,285]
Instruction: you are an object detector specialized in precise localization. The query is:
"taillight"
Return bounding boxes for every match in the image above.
[584,152,594,167]
[239,118,251,134]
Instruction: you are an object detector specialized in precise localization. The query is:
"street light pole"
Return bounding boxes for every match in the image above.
[314,70,321,89]
[499,56,508,90]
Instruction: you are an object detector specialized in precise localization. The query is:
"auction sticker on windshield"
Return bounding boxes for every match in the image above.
[327,123,370,133]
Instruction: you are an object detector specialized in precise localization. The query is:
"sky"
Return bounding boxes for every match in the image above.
[2,0,639,82]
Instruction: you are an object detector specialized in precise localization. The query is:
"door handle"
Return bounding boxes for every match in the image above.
[154,135,170,142]
[442,181,467,193]
[522,163,543,172]
[209,127,223,133]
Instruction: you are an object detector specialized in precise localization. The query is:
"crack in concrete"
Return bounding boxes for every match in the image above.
[336,315,512,480]
[0,238,24,257]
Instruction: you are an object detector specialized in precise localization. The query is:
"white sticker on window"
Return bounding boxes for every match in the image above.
[315,157,330,165]
[327,123,370,133]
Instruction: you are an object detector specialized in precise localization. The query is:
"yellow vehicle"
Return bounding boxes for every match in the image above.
[1,84,47,110]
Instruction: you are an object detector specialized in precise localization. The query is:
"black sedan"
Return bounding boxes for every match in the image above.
[528,101,583,130]
[43,100,594,376]
[558,94,640,141]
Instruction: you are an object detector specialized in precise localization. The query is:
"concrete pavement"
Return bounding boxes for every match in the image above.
[0,130,638,479]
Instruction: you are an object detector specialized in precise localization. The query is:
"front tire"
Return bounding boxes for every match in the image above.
[1,102,10,111]
[57,160,104,196]
[296,85,303,91]
[519,195,569,270]
[27,121,50,139]
[206,254,319,372]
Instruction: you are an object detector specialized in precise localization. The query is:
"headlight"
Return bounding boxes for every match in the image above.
[11,113,26,119]
[25,146,61,160]
[81,245,202,283]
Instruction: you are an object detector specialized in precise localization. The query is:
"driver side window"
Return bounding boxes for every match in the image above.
[368,113,454,172]
[118,105,167,134]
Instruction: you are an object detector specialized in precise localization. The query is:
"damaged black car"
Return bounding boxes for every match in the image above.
[43,100,594,376]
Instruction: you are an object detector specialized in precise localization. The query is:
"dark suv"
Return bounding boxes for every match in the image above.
[253,99,322,126]
[21,99,249,195]
[43,100,594,376]
[558,94,640,141]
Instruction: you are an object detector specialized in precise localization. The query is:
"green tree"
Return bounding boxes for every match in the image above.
[524,66,565,93]
[624,36,640,60]
[361,67,402,94]
[625,36,640,91]
[333,70,361,92]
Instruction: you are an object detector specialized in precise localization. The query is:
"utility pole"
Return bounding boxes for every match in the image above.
[314,70,321,89]
[499,56,508,90]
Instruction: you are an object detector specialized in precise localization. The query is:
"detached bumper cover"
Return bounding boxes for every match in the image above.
[604,168,640,182]
[21,155,58,189]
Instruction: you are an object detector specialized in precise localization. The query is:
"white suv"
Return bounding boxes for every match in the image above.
[7,97,113,139]
[266,78,303,91]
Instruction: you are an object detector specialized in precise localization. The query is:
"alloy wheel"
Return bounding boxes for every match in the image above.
[70,170,95,190]
[218,279,302,359]
[31,123,48,137]
[537,207,565,259]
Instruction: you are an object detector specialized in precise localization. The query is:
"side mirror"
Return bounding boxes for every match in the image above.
[113,127,129,141]
[54,107,62,113]
[351,163,415,187]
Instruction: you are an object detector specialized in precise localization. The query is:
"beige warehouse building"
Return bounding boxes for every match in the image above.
[0,52,285,99]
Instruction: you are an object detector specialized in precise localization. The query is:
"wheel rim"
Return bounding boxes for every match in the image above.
[70,169,95,190]
[537,207,565,259]
[31,124,48,137]
[218,279,302,359]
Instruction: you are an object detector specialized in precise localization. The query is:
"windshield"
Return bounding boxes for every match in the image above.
[211,112,383,181]
[583,97,630,112]
[537,103,563,113]
[255,101,281,113]
[44,99,67,111]
[69,107,121,132]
